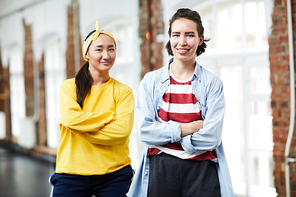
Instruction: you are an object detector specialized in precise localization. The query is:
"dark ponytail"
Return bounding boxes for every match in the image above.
[75,62,93,109]
[75,29,96,109]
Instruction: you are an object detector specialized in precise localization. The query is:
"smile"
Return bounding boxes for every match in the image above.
[177,48,190,54]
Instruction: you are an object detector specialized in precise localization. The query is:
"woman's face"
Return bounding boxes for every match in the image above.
[85,34,116,73]
[169,18,204,63]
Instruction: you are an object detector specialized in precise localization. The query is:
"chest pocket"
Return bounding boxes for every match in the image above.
[154,86,165,120]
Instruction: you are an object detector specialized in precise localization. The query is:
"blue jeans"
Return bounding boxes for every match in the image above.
[50,165,133,197]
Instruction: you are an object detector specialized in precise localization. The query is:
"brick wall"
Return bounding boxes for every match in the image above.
[0,46,4,112]
[38,53,47,146]
[23,19,35,117]
[0,0,84,156]
[66,0,84,79]
[269,0,296,196]
[0,45,11,141]
[3,64,11,141]
[139,0,164,78]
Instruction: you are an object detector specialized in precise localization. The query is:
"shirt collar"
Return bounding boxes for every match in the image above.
[161,58,201,83]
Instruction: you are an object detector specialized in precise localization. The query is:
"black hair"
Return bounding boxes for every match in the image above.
[75,30,95,109]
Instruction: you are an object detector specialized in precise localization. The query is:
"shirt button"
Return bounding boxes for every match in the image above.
[145,171,148,175]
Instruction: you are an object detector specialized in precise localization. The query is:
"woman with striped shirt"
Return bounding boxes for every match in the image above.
[127,8,234,197]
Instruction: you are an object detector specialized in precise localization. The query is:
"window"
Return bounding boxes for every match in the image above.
[9,46,36,148]
[9,46,26,139]
[44,38,66,149]
[171,0,275,196]
[109,24,134,64]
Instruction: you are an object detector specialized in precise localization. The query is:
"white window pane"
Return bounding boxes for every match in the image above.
[195,0,274,195]
[217,5,233,52]
[250,66,271,94]
[45,39,66,148]
[216,1,244,52]
[109,24,134,64]
[250,150,275,196]
[258,2,268,46]
[232,4,243,49]
[250,101,272,144]
[9,47,25,138]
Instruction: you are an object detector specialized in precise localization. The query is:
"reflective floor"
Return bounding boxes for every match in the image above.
[0,146,54,197]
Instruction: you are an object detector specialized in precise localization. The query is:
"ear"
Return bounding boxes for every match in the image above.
[198,35,204,46]
[85,51,89,60]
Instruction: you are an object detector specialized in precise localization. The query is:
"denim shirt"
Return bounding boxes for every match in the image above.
[127,61,234,197]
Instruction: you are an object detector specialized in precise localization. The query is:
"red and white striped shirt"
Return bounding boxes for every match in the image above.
[149,67,217,163]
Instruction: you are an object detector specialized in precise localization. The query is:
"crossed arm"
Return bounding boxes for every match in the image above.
[59,80,134,146]
[137,75,224,152]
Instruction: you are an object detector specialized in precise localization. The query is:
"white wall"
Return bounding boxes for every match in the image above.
[0,0,142,163]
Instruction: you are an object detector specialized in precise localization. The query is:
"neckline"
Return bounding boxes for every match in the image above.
[169,65,193,83]
[92,77,113,88]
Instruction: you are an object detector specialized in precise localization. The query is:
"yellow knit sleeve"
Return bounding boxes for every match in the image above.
[59,79,115,133]
[83,87,134,146]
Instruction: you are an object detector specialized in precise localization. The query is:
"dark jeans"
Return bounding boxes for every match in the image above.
[148,153,221,197]
[50,165,133,197]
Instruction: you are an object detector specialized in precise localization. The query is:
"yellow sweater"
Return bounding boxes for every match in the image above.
[55,77,134,175]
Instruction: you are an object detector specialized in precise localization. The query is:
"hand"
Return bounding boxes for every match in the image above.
[180,120,203,137]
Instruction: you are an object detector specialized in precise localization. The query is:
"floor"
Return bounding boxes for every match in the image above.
[0,146,55,197]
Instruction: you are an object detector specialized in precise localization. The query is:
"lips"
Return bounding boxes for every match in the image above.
[100,61,111,65]
[177,48,190,54]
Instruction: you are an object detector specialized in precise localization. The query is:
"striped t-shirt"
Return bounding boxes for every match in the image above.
[149,67,217,163]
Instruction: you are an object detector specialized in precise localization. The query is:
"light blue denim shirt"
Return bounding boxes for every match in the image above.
[127,60,234,197]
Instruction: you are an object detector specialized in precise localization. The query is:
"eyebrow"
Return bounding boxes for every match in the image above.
[172,31,196,34]
[94,44,115,48]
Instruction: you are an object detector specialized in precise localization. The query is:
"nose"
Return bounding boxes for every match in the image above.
[179,35,187,46]
[102,50,110,59]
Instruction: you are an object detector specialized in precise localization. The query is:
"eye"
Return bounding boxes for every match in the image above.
[109,48,115,51]
[187,34,195,37]
[96,48,102,51]
[172,34,179,37]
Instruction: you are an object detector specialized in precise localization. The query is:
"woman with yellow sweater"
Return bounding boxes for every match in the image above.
[50,21,134,197]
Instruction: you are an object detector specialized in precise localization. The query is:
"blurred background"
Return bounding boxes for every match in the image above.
[0,0,295,196]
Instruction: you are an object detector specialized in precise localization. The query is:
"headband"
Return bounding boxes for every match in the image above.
[82,20,117,62]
